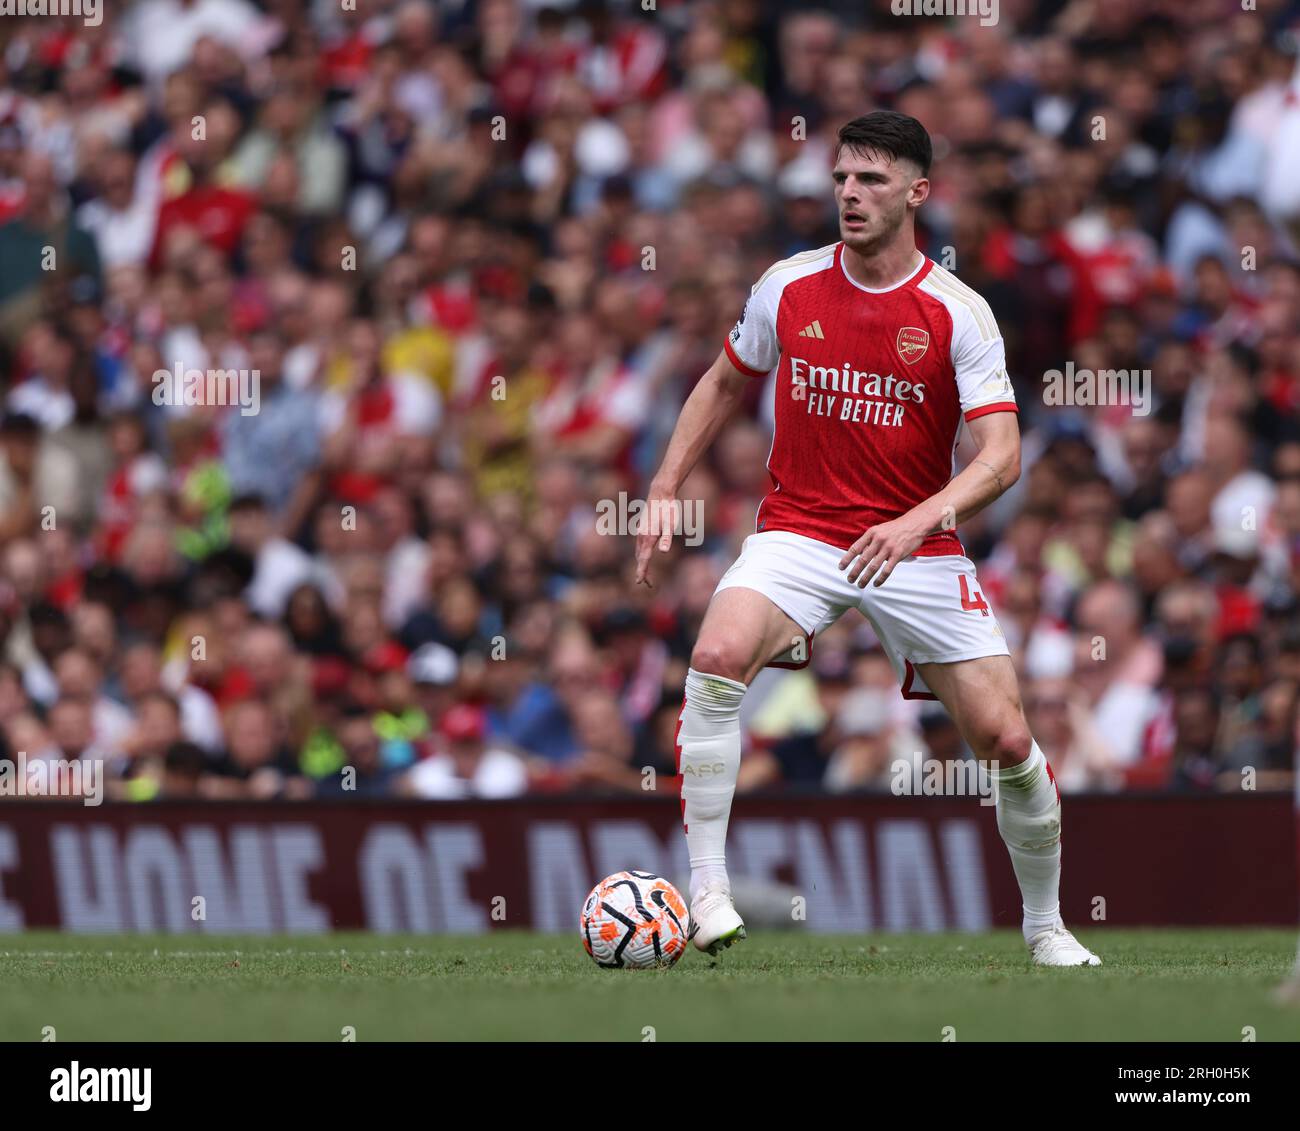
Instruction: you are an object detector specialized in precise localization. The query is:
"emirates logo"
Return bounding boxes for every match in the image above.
[896,327,929,364]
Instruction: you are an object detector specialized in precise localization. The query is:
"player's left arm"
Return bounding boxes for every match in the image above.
[840,410,1019,587]
[842,296,1019,587]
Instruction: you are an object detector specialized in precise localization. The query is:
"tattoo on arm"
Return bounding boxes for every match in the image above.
[974,457,1005,494]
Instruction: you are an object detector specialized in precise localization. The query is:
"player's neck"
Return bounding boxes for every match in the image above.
[840,241,923,291]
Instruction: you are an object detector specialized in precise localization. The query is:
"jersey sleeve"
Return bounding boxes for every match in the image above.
[723,271,782,378]
[951,301,1017,421]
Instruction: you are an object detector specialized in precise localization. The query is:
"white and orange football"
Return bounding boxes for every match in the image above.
[580,871,690,969]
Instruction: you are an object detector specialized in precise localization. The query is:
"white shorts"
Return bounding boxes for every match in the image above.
[713,530,1010,699]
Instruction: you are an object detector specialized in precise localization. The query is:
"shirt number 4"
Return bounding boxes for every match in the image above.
[959,575,990,616]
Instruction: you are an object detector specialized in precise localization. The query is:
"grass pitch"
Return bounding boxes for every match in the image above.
[1,929,1297,1042]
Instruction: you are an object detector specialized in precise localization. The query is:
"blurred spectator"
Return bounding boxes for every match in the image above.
[823,688,898,794]
[1024,675,1118,791]
[0,153,100,349]
[159,739,209,799]
[228,493,318,619]
[315,700,404,798]
[220,332,321,520]
[401,702,528,799]
[208,696,306,798]
[1069,580,1162,768]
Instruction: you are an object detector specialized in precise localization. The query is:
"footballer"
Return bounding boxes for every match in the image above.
[636,110,1101,967]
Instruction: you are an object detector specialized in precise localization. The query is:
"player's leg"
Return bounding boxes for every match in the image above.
[855,552,1097,966]
[679,584,809,953]
[914,653,1100,966]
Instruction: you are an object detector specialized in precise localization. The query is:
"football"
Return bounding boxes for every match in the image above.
[580,871,691,969]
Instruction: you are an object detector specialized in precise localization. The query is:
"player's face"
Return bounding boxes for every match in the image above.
[832,147,927,253]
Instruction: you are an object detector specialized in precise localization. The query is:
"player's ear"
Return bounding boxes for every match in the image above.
[908,175,930,208]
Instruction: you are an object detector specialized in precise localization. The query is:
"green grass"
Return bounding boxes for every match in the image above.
[1,929,1297,1041]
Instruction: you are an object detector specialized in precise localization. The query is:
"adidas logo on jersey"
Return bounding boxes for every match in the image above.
[798,320,825,339]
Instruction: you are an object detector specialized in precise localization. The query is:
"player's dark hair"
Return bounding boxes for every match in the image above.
[836,111,932,177]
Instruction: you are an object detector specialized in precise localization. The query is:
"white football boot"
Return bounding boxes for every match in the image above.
[689,883,746,955]
[1027,924,1102,967]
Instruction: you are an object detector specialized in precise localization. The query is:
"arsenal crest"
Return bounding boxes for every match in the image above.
[896,326,929,364]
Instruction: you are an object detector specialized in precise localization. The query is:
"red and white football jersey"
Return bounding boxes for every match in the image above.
[723,243,1017,555]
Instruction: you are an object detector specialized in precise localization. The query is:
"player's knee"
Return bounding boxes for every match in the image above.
[689,640,750,684]
[985,721,1033,769]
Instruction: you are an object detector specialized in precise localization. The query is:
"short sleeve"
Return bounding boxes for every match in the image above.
[723,272,782,378]
[951,301,1016,421]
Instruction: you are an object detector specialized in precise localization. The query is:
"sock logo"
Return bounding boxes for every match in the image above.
[681,762,727,777]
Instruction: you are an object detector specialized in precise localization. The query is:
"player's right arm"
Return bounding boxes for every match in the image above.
[635,349,751,587]
[637,271,782,586]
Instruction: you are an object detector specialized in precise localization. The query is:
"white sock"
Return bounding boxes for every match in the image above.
[676,667,746,903]
[992,741,1063,943]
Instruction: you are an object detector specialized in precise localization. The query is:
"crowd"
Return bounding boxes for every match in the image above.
[1,0,1299,801]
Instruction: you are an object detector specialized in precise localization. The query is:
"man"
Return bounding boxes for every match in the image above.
[227,493,318,620]
[401,703,529,800]
[0,411,80,544]
[637,111,1100,966]
[221,331,321,525]
[0,153,101,351]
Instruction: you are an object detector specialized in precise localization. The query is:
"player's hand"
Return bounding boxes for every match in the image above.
[839,513,929,588]
[635,489,680,588]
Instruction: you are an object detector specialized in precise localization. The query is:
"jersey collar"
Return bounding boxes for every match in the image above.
[837,244,930,294]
